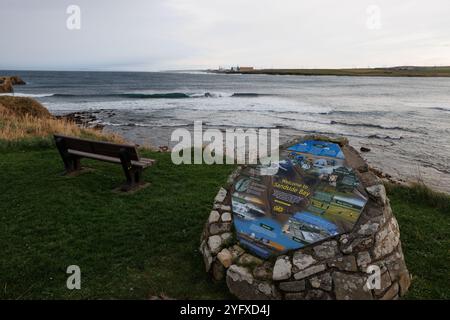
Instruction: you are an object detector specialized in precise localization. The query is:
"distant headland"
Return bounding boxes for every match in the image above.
[209,66,450,77]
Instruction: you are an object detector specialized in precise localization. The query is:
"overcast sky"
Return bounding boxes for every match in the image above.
[1,0,449,71]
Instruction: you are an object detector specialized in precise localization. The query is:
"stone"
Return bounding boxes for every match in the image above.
[279,280,306,292]
[342,145,368,172]
[373,272,392,296]
[214,187,227,203]
[356,251,372,270]
[208,210,220,223]
[309,273,332,291]
[221,212,232,222]
[360,147,371,153]
[229,245,245,260]
[253,262,273,281]
[226,265,279,300]
[366,184,387,205]
[333,272,373,300]
[304,290,332,300]
[293,264,326,280]
[221,205,231,211]
[217,248,233,268]
[356,220,381,236]
[208,235,222,254]
[209,222,232,235]
[238,253,263,267]
[313,241,338,259]
[398,271,411,296]
[328,255,357,272]
[292,252,316,270]
[341,236,374,254]
[200,240,213,272]
[272,256,292,281]
[373,217,400,259]
[212,260,225,281]
[380,282,399,300]
[285,292,305,300]
[221,232,232,243]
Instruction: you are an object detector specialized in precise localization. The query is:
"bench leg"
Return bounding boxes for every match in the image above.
[55,137,82,174]
[120,166,144,191]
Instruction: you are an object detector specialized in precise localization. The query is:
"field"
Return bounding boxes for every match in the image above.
[0,143,448,299]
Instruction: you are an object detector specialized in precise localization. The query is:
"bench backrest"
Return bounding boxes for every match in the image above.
[54,134,140,161]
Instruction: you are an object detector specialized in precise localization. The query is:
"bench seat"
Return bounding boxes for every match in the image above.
[68,149,155,168]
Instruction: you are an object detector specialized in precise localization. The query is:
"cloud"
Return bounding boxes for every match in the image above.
[1,0,449,70]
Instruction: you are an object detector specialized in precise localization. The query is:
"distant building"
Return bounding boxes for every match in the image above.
[238,66,254,72]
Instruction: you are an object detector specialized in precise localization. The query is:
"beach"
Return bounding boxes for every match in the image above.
[1,70,449,193]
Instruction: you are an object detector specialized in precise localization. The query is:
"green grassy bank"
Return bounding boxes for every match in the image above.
[214,66,450,77]
[0,143,448,299]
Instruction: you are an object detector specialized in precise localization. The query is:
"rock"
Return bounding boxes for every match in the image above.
[328,255,357,272]
[293,264,326,280]
[251,262,271,281]
[304,290,332,300]
[209,222,232,235]
[285,292,305,300]
[199,240,213,272]
[214,188,227,203]
[217,248,233,268]
[357,171,382,188]
[226,265,279,300]
[373,272,392,296]
[309,273,332,291]
[380,282,399,300]
[360,146,371,153]
[313,241,338,259]
[356,252,372,270]
[208,210,220,223]
[221,232,232,243]
[212,261,225,281]
[0,79,13,93]
[340,236,374,254]
[366,184,387,205]
[372,217,400,259]
[293,252,316,270]
[229,245,245,260]
[342,145,368,172]
[279,280,306,292]
[208,235,222,254]
[237,253,263,267]
[221,212,232,222]
[272,256,292,281]
[398,271,411,296]
[333,272,373,300]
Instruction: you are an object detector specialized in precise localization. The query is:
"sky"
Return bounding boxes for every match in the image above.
[1,0,449,71]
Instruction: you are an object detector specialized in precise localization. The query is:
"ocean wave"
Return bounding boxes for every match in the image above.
[0,93,55,98]
[329,120,420,133]
[40,92,271,99]
[430,107,450,112]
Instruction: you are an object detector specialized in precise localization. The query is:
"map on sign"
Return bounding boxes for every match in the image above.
[231,140,368,259]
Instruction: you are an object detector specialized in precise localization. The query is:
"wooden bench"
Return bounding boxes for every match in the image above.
[54,134,155,191]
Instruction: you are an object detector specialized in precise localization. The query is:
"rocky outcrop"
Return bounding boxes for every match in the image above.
[0,76,26,93]
[200,137,411,300]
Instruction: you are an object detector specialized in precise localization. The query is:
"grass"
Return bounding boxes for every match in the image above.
[0,141,448,299]
[0,144,234,299]
[386,184,450,299]
[214,66,450,77]
[0,96,124,148]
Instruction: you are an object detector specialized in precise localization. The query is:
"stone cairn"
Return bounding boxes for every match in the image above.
[199,137,411,300]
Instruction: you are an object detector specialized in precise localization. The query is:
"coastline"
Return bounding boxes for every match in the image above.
[210,66,450,77]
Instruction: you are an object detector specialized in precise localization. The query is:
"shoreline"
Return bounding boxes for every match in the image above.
[210,66,450,77]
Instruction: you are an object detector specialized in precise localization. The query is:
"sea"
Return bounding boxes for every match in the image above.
[1,70,449,193]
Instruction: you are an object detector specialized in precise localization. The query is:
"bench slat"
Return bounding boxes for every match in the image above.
[68,149,155,168]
